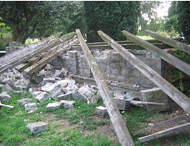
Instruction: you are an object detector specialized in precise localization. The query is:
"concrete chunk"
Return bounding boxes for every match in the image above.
[0,92,11,101]
[57,92,72,101]
[60,100,75,109]
[24,103,37,112]
[46,102,61,109]
[95,106,108,118]
[26,122,49,134]
[141,88,169,112]
[17,98,32,105]
[113,97,130,110]
[35,92,50,103]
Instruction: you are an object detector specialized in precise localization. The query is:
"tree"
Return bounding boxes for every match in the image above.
[164,1,179,33]
[177,1,190,43]
[138,1,161,35]
[84,1,140,42]
[0,1,76,44]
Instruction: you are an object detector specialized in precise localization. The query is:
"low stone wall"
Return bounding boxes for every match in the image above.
[50,49,161,89]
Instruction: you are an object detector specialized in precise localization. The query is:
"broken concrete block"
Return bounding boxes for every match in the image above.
[72,91,87,102]
[0,92,11,101]
[46,102,61,109]
[24,103,37,112]
[26,122,49,134]
[2,84,14,92]
[43,78,56,83]
[95,106,108,118]
[13,90,26,96]
[141,88,169,112]
[57,92,72,101]
[60,100,75,109]
[35,92,50,103]
[17,98,32,105]
[113,97,130,110]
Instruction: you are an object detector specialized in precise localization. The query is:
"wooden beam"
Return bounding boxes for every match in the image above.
[23,38,78,75]
[0,32,76,74]
[146,30,190,55]
[98,30,190,113]
[133,114,188,136]
[0,101,14,109]
[72,43,171,51]
[122,30,190,76]
[15,63,31,72]
[138,123,190,143]
[76,29,134,146]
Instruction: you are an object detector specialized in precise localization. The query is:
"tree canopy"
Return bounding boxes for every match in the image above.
[84,1,140,42]
[177,1,190,42]
[0,1,77,43]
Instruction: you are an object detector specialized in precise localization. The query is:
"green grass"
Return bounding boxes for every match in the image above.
[1,89,190,146]
[0,91,119,146]
[137,35,154,40]
[25,38,39,46]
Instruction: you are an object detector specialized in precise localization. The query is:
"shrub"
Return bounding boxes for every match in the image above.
[0,40,9,51]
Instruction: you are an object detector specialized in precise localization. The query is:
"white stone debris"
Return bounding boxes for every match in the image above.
[26,122,49,134]
[0,92,11,101]
[35,92,50,103]
[95,106,108,118]
[24,103,37,113]
[60,100,75,109]
[17,98,32,105]
[46,102,62,109]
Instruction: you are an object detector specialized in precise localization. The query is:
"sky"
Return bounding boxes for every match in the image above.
[156,1,172,18]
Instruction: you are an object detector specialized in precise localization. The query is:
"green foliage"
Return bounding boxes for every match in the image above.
[84,1,140,42]
[0,2,77,44]
[0,39,8,50]
[163,49,190,92]
[177,1,190,43]
[164,2,180,33]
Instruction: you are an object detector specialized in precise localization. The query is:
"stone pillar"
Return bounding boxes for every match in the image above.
[141,88,169,112]
[68,51,78,74]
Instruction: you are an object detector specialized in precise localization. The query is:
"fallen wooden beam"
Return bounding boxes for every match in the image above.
[146,30,190,55]
[23,37,78,75]
[128,100,165,107]
[122,30,190,76]
[0,32,76,74]
[138,122,190,143]
[0,101,14,109]
[76,29,134,146]
[133,114,189,136]
[15,63,31,72]
[98,30,190,113]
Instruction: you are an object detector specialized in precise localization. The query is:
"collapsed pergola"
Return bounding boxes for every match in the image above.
[0,29,190,145]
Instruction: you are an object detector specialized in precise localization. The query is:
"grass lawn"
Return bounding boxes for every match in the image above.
[1,89,190,146]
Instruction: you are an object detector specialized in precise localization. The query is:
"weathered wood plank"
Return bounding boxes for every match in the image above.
[122,30,190,76]
[0,32,76,74]
[23,38,78,75]
[133,114,188,136]
[72,43,171,51]
[0,101,14,109]
[146,30,190,55]
[76,29,134,146]
[98,30,190,113]
[15,63,31,72]
[138,123,190,143]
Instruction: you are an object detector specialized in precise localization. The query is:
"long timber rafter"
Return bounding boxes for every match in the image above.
[122,30,190,76]
[98,30,190,113]
[146,30,190,55]
[76,29,135,146]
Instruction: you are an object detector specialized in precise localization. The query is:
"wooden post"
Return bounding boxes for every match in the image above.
[138,123,190,143]
[76,29,134,146]
[122,30,190,76]
[98,30,190,113]
[146,30,190,55]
